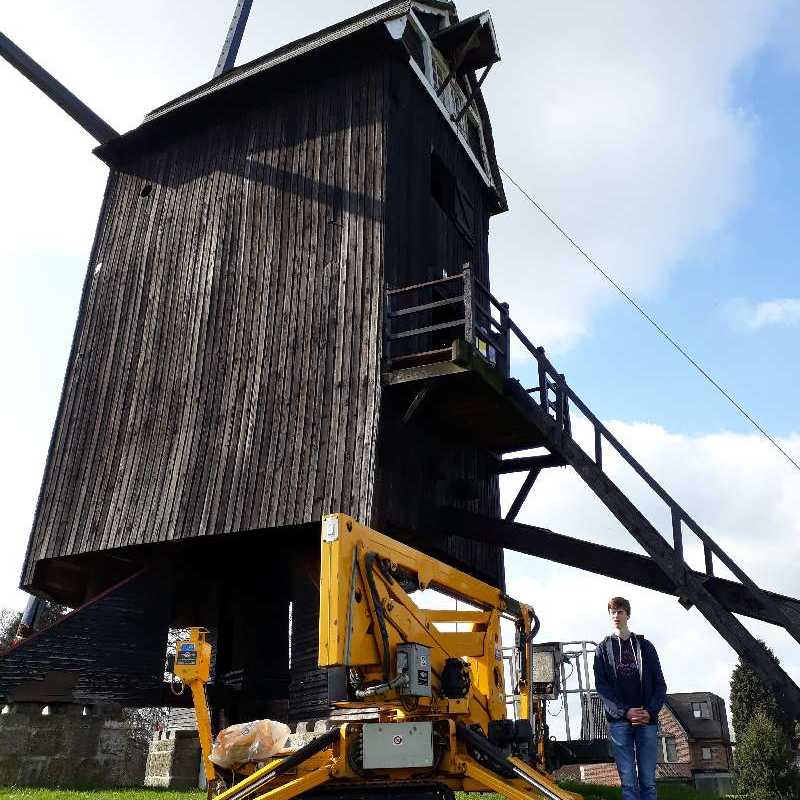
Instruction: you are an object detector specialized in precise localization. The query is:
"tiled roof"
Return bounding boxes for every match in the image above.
[666,692,731,742]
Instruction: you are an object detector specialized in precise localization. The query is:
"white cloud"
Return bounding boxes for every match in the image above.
[484,0,780,350]
[727,297,800,329]
[501,419,800,734]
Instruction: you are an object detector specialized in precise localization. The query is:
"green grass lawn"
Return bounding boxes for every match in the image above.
[0,787,720,800]
[0,791,203,800]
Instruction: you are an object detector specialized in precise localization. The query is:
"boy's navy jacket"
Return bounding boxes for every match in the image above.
[593,633,666,725]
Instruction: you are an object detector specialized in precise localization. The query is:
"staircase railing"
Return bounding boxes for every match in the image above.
[384,265,800,646]
[508,327,800,641]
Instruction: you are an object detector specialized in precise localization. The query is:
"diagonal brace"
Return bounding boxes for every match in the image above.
[505,468,541,522]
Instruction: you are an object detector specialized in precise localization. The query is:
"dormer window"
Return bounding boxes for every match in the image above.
[400,8,499,183]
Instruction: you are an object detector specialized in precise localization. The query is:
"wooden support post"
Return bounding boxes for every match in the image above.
[505,468,541,522]
[500,302,510,379]
[594,426,603,469]
[555,376,565,432]
[462,263,474,345]
[453,63,494,125]
[536,348,548,411]
[402,385,434,424]
[383,289,392,366]
[671,507,684,566]
[561,374,572,436]
[704,543,714,577]
[672,509,692,609]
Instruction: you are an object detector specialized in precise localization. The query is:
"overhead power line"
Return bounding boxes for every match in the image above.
[498,164,800,475]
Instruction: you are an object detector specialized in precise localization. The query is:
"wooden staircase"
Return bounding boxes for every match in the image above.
[384,265,800,720]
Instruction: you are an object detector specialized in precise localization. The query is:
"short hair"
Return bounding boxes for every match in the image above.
[608,596,631,616]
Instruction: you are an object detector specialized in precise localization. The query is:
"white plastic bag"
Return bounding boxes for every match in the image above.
[209,719,291,768]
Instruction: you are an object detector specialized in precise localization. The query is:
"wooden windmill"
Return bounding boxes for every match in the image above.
[3,0,800,739]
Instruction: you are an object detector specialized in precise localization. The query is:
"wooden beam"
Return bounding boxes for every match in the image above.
[492,453,566,474]
[0,32,118,143]
[439,509,800,630]
[214,0,255,77]
[402,385,435,424]
[504,468,540,522]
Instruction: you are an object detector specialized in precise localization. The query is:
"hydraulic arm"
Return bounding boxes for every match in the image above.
[177,514,581,800]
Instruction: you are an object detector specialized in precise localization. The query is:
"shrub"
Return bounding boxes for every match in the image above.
[735,709,799,800]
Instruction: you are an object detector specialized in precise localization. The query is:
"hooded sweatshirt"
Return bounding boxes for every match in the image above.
[593,633,666,725]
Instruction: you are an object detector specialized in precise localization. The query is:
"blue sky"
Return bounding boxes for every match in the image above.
[1,0,798,728]
[550,42,800,435]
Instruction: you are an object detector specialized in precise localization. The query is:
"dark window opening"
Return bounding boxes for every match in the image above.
[431,151,475,247]
[140,184,153,198]
[403,24,425,72]
[415,11,443,37]
[466,115,483,165]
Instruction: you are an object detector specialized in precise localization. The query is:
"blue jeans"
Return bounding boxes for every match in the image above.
[608,720,658,800]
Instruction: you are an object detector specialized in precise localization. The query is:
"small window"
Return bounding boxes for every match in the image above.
[691,701,711,719]
[665,737,678,763]
[701,747,712,761]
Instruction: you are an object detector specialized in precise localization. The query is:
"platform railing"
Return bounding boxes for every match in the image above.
[384,263,569,436]
[384,267,800,641]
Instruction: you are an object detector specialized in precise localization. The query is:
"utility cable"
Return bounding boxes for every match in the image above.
[498,165,800,475]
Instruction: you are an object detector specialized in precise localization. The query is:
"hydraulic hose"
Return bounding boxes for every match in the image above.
[354,672,409,699]
[455,722,564,800]
[364,551,392,682]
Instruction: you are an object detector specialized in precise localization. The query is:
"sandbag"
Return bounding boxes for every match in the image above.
[209,719,291,768]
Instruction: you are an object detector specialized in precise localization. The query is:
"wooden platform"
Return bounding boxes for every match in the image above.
[383,339,550,454]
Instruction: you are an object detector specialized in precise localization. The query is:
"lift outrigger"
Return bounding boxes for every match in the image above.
[172,513,582,800]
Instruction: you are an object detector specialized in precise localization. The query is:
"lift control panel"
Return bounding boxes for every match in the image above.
[396,642,432,697]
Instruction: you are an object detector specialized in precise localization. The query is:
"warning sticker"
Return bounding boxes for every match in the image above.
[322,516,339,542]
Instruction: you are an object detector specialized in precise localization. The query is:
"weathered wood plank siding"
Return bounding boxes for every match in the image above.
[23,56,387,589]
[0,569,170,706]
[24,41,504,597]
[372,58,503,587]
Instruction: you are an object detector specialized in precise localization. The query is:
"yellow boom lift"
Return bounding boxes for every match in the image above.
[172,514,581,800]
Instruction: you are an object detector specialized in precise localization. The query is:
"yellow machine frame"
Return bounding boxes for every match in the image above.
[178,514,581,800]
[172,627,216,785]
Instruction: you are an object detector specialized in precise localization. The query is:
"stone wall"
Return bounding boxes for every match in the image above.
[144,729,201,789]
[0,702,146,787]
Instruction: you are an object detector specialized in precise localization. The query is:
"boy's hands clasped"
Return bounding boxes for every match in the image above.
[626,707,651,726]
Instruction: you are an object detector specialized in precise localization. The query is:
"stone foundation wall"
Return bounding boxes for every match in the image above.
[0,702,145,787]
[144,729,201,789]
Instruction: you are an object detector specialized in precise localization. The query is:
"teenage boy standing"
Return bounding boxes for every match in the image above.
[593,597,667,800]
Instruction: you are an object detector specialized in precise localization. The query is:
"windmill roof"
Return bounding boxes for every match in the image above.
[145,0,454,123]
[94,0,505,208]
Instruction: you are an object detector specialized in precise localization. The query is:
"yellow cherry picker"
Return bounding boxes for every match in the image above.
[171,514,581,800]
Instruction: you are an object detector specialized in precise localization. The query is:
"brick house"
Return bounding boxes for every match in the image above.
[575,692,734,795]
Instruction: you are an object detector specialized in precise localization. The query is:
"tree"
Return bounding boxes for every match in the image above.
[730,640,792,739]
[736,710,799,800]
[0,609,22,653]
[0,600,68,654]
